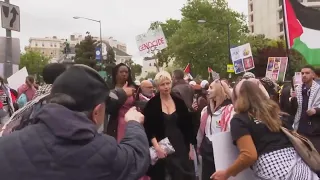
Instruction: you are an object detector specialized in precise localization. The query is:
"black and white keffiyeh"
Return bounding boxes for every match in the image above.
[0,84,52,136]
[253,147,318,180]
[293,81,320,130]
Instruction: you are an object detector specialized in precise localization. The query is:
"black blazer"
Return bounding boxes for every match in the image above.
[143,93,196,149]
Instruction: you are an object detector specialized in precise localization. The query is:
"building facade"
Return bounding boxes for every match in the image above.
[248,0,320,39]
[140,58,159,78]
[26,34,129,64]
[26,36,64,60]
[93,36,127,53]
[100,41,132,64]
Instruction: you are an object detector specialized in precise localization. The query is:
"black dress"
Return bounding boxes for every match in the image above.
[162,112,195,180]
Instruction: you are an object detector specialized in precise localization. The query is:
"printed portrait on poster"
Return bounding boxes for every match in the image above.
[234,59,244,74]
[243,57,254,70]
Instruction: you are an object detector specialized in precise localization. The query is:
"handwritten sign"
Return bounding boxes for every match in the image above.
[136,26,168,56]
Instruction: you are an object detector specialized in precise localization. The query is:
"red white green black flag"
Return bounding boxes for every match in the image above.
[284,0,320,66]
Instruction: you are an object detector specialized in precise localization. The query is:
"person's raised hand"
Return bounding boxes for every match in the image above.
[124,107,144,124]
[123,81,135,97]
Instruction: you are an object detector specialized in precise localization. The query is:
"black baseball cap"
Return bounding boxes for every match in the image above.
[51,64,115,112]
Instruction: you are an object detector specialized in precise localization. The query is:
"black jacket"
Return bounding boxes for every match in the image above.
[143,93,196,148]
[143,93,196,179]
[0,103,150,180]
[172,80,194,111]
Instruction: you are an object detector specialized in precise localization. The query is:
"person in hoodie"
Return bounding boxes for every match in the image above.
[0,65,150,180]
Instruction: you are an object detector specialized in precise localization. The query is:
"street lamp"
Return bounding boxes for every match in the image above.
[197,19,231,63]
[73,16,103,57]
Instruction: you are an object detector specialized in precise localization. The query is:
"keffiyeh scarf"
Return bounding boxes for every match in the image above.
[0,84,52,136]
[293,81,320,130]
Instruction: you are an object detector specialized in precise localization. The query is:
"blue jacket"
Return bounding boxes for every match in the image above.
[0,103,150,180]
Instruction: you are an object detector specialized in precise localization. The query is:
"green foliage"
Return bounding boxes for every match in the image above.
[149,19,181,67]
[74,33,97,67]
[124,59,142,80]
[20,50,50,77]
[106,48,116,65]
[149,0,248,78]
[144,72,157,80]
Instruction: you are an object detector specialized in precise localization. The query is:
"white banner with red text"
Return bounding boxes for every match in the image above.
[135,26,168,56]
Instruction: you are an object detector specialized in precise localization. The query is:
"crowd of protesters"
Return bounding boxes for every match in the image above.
[0,62,319,180]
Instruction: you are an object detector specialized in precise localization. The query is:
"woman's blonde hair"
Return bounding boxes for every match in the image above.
[210,80,231,100]
[154,71,172,86]
[234,80,282,132]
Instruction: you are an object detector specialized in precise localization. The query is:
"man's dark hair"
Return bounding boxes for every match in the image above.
[26,76,35,84]
[172,70,184,80]
[42,63,67,84]
[302,65,316,72]
[315,68,320,77]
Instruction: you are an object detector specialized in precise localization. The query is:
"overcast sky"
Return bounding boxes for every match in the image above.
[0,0,247,64]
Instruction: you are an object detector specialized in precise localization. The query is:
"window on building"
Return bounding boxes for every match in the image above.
[250,4,253,12]
[250,15,254,22]
[50,44,53,47]
[251,25,254,33]
[149,63,152,66]
[35,43,38,47]
[279,22,284,32]
[54,44,57,47]
[42,43,44,47]
[279,10,283,19]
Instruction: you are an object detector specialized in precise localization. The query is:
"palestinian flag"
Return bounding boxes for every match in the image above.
[183,63,193,80]
[284,0,320,65]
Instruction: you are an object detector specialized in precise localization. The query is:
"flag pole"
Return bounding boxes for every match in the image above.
[282,0,292,76]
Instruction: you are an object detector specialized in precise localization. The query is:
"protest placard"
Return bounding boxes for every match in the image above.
[265,57,288,82]
[136,26,168,56]
[230,43,255,74]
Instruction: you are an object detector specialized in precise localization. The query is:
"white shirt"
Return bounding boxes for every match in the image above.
[203,107,224,138]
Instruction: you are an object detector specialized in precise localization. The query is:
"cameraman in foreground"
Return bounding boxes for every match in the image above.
[0,65,150,180]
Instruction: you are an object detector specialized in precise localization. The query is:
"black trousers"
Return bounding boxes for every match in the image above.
[201,155,215,180]
[200,136,216,180]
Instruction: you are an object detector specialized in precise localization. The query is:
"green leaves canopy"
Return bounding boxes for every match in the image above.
[149,0,249,78]
[20,50,50,76]
[74,34,97,68]
[124,59,142,80]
